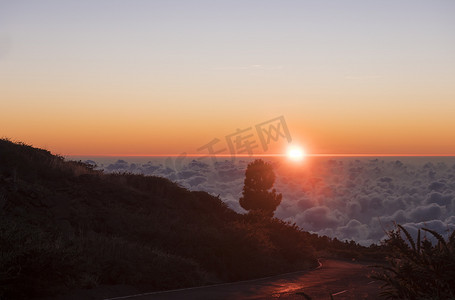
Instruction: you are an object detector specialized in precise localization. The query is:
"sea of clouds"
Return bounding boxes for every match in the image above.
[80,156,455,245]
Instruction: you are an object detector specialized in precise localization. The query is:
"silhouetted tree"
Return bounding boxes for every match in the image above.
[239,159,282,217]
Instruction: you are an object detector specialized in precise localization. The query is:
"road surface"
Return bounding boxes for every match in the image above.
[105,259,382,300]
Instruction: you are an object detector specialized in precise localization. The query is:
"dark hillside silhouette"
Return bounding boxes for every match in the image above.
[0,139,319,299]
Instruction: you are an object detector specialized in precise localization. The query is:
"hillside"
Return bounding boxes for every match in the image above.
[0,139,319,299]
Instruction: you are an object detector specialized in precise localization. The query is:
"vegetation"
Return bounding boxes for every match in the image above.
[0,139,318,299]
[5,139,432,300]
[372,224,455,299]
[239,159,282,217]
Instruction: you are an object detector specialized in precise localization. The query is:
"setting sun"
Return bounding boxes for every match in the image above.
[287,146,305,161]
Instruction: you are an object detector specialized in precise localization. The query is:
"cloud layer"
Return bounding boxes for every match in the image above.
[88,156,455,245]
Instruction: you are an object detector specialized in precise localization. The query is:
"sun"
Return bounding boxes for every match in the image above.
[287,146,305,162]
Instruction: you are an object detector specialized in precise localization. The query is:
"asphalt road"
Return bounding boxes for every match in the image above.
[105,259,382,300]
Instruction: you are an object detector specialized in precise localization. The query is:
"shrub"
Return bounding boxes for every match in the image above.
[0,218,84,299]
[372,224,455,299]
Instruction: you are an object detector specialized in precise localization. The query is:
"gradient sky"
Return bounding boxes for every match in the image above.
[1,0,454,155]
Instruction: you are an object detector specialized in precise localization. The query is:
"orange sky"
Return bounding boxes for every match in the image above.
[1,1,454,156]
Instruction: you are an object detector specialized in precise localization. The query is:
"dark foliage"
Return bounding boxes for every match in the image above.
[371,224,455,299]
[0,139,318,299]
[239,159,282,217]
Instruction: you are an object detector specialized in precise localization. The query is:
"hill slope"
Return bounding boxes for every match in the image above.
[0,139,317,299]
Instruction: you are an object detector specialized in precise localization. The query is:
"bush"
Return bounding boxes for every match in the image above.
[372,224,455,299]
[0,218,84,299]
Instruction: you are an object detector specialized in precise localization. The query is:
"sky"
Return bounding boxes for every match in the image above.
[1,0,454,155]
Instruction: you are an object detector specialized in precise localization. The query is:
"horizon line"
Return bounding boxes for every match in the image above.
[65,153,455,157]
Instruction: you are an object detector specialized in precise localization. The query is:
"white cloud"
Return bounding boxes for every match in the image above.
[92,157,455,245]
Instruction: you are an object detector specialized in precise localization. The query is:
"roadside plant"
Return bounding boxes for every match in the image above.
[372,224,455,299]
